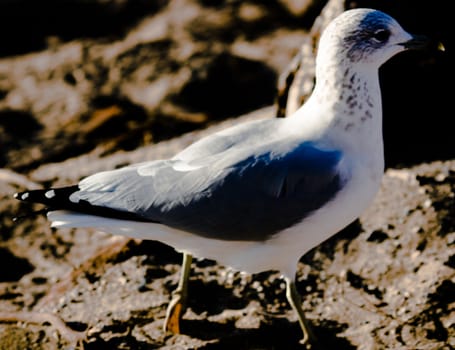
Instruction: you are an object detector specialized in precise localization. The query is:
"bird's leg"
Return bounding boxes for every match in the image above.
[285,276,317,348]
[164,252,193,334]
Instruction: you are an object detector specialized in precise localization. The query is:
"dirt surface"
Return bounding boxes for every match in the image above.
[0,1,454,349]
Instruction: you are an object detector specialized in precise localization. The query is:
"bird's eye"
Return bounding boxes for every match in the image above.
[372,29,390,42]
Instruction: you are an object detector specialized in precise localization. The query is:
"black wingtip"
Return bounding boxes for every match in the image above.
[13,185,148,223]
[14,190,50,222]
[13,208,50,222]
[13,190,36,202]
[13,186,80,205]
[14,191,33,202]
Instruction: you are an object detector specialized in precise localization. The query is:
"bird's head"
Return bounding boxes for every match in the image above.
[317,8,431,68]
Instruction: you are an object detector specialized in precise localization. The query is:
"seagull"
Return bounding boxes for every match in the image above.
[14,8,430,348]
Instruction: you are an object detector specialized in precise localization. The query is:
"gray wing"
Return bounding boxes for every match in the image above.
[72,141,345,241]
[174,118,278,164]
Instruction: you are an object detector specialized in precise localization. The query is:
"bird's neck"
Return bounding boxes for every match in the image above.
[303,61,384,155]
[313,59,381,110]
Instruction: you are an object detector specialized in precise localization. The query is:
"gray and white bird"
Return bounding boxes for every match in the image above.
[15,8,430,347]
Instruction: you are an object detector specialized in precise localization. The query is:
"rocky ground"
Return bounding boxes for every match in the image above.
[0,0,454,349]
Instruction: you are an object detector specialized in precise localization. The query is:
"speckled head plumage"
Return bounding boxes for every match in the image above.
[304,8,431,127]
[295,9,431,146]
[342,10,396,62]
[317,8,423,67]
